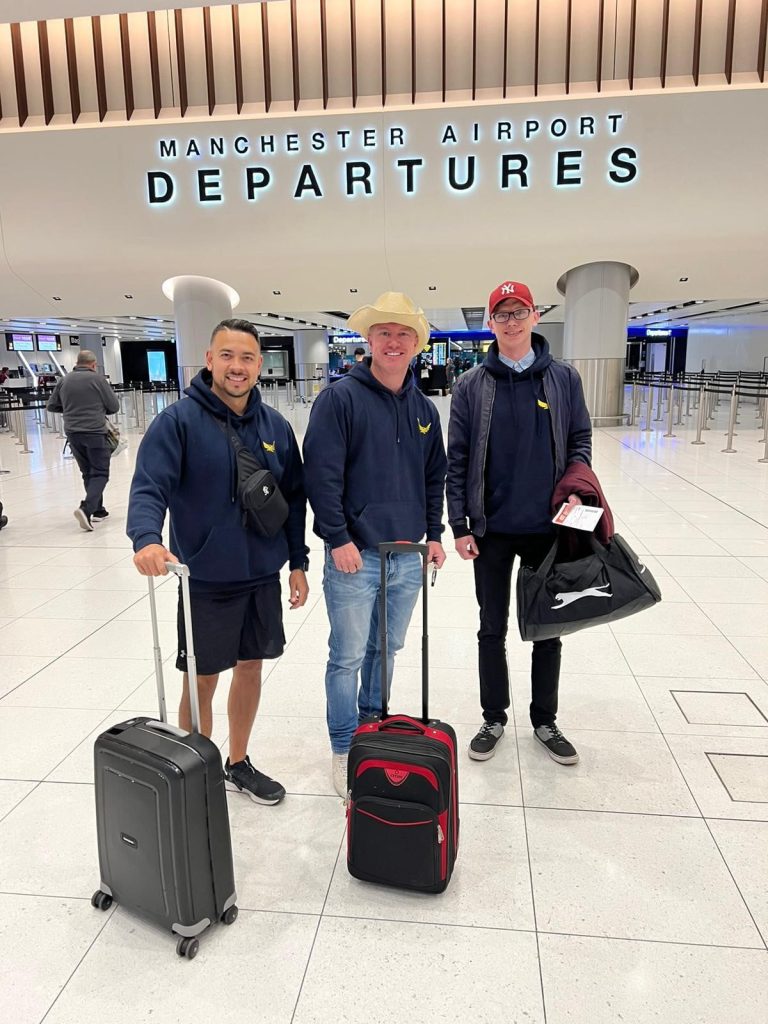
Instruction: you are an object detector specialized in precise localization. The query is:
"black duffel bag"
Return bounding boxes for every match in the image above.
[517,532,662,642]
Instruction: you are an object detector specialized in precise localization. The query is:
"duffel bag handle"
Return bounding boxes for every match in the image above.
[377,716,429,735]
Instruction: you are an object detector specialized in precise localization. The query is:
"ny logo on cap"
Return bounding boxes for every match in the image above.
[501,283,515,295]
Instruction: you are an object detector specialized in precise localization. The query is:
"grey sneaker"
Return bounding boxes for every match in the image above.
[468,722,504,761]
[74,507,93,532]
[534,724,579,765]
[225,756,286,805]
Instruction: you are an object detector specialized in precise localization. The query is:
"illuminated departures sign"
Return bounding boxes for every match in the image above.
[146,113,638,206]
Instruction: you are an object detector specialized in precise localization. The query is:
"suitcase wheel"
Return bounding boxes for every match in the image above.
[220,905,238,926]
[90,890,113,912]
[176,937,199,960]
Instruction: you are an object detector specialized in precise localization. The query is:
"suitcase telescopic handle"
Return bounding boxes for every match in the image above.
[378,542,429,724]
[147,562,202,734]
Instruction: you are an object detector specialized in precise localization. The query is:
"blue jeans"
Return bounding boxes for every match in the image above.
[322,547,423,754]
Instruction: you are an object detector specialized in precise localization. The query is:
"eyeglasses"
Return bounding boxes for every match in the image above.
[491,308,533,323]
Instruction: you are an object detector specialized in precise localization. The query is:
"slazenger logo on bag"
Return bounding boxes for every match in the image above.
[384,768,409,786]
[551,583,612,610]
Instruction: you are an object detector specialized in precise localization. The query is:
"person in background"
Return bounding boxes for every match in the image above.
[353,347,366,362]
[46,350,119,531]
[447,280,591,767]
[303,292,447,797]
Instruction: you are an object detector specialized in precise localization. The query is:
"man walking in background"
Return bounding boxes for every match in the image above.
[47,350,120,531]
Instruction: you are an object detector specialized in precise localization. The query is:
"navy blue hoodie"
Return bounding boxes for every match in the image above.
[303,361,446,550]
[483,338,556,534]
[127,370,308,585]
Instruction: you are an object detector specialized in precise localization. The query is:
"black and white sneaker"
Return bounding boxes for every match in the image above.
[468,722,504,761]
[74,507,93,532]
[534,724,579,765]
[91,509,109,521]
[225,756,286,805]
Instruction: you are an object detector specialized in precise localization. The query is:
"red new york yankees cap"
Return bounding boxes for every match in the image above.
[488,281,535,315]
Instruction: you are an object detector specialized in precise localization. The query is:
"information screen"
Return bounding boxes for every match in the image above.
[147,350,168,382]
[6,332,34,351]
[37,334,61,351]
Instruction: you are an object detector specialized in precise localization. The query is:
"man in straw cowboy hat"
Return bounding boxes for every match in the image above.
[304,292,447,797]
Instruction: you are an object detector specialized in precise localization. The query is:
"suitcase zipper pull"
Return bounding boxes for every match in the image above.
[437,823,444,844]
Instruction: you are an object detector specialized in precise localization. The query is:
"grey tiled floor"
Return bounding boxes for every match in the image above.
[1,391,767,1023]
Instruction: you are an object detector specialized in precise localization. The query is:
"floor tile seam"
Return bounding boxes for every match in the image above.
[463,801,704,820]
[289,829,346,1023]
[0,585,155,704]
[533,927,768,952]
[0,779,42,824]
[609,433,768,530]
[620,648,768,952]
[690,602,768,687]
[506,674,549,1024]
[38,902,118,1024]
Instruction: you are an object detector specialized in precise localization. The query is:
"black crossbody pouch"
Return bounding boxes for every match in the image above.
[215,419,289,538]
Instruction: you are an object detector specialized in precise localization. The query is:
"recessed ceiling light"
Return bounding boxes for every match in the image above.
[349,288,358,293]
[428,286,437,291]
[272,290,281,296]
[124,293,134,299]
[678,277,688,282]
[53,296,61,301]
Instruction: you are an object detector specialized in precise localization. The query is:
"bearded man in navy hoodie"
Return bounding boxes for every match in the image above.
[303,293,447,798]
[127,319,309,805]
[447,281,591,767]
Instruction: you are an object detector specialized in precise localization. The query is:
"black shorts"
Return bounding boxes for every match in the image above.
[176,580,285,675]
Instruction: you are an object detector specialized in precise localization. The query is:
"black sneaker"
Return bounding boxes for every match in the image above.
[74,507,93,532]
[534,724,579,765]
[225,756,286,805]
[468,721,504,761]
[0,515,7,531]
[92,509,109,521]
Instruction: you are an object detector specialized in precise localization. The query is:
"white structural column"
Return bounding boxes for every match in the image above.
[78,333,106,374]
[560,261,636,425]
[294,329,329,401]
[162,275,240,387]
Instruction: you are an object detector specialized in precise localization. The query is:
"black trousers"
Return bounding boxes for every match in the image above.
[473,531,561,729]
[67,432,111,517]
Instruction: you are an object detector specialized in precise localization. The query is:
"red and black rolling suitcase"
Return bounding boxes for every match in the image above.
[346,542,459,894]
[91,563,237,959]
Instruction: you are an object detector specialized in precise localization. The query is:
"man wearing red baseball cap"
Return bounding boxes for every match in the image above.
[446,280,592,766]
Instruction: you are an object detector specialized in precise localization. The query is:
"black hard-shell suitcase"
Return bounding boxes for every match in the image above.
[346,543,460,894]
[92,563,237,959]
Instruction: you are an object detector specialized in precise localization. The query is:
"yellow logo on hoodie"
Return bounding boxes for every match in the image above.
[262,441,276,453]
[417,418,432,435]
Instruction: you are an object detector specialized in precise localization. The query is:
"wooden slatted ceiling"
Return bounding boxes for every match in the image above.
[10,22,28,126]
[502,0,508,98]
[565,0,572,96]
[290,0,300,111]
[380,0,386,107]
[725,0,737,84]
[410,0,415,104]
[693,0,703,85]
[261,0,272,113]
[37,20,54,125]
[203,6,216,115]
[472,0,477,100]
[64,17,80,123]
[596,0,604,93]
[174,8,188,116]
[147,10,162,118]
[534,0,540,97]
[119,13,134,119]
[441,0,446,102]
[91,15,107,122]
[319,0,328,109]
[232,3,244,113]
[660,0,670,89]
[760,0,768,83]
[350,0,357,107]
[628,0,637,89]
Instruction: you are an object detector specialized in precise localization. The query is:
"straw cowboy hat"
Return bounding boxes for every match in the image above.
[347,291,430,352]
